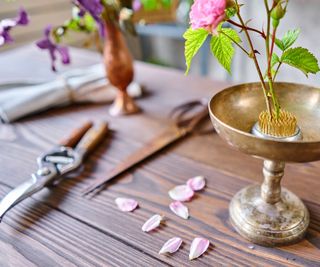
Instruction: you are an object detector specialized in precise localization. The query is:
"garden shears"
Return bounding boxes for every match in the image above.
[0,121,108,222]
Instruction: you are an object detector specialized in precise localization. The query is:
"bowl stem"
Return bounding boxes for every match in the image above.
[261,160,285,204]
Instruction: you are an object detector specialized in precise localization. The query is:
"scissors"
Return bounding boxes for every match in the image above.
[0,121,108,222]
[83,99,212,196]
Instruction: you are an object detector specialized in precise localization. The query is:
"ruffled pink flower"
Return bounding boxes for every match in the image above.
[190,0,226,33]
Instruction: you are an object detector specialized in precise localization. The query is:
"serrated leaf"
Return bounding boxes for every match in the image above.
[281,29,300,50]
[271,53,280,68]
[275,29,300,51]
[281,47,320,76]
[221,28,241,43]
[210,31,235,74]
[184,27,208,74]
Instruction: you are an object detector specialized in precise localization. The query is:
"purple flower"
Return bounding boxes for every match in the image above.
[36,26,71,72]
[74,0,105,36]
[0,8,29,46]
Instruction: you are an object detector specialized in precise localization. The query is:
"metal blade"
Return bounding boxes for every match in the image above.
[82,127,186,195]
[0,174,44,222]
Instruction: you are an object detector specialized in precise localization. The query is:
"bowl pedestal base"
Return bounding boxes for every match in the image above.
[229,160,309,246]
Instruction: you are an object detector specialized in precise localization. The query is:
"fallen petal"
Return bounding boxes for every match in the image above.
[159,237,183,254]
[189,237,210,260]
[187,176,206,191]
[169,201,189,219]
[142,214,163,232]
[168,185,194,202]
[115,197,138,212]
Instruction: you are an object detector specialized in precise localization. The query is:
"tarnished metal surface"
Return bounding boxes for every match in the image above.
[208,82,320,246]
[208,82,320,162]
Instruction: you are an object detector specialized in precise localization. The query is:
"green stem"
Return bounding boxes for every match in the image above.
[219,30,250,56]
[235,2,272,116]
[273,62,282,82]
[264,0,271,61]
[267,27,280,117]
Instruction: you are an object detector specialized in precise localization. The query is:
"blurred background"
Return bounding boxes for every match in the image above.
[0,0,319,86]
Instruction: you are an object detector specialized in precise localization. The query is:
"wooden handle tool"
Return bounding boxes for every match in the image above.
[59,121,93,148]
[75,122,109,158]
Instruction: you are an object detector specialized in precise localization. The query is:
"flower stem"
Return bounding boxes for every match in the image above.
[235,3,272,116]
[267,26,280,117]
[227,19,266,39]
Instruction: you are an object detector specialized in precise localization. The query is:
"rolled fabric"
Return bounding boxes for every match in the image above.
[0,64,142,123]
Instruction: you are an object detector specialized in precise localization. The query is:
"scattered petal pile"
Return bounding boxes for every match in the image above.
[142,214,163,232]
[115,175,210,262]
[115,197,138,212]
[189,237,210,260]
[169,201,189,220]
[168,185,194,202]
[159,237,183,254]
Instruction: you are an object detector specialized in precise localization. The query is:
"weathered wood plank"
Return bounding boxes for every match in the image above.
[0,185,166,267]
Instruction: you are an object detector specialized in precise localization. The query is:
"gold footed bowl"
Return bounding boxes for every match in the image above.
[208,82,320,246]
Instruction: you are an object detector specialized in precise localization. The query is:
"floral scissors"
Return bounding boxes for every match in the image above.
[83,99,213,195]
[0,121,108,222]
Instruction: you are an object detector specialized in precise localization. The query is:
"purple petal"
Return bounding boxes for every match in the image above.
[169,201,189,219]
[142,214,163,232]
[0,19,17,28]
[189,237,210,260]
[159,237,183,254]
[57,46,71,64]
[168,185,194,202]
[115,198,138,212]
[187,176,206,191]
[16,8,29,25]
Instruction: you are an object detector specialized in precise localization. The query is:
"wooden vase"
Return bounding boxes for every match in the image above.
[103,22,140,116]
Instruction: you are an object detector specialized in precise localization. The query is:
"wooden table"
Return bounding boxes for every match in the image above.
[0,46,319,267]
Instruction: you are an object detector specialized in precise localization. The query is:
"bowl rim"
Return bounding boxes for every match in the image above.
[208,81,320,145]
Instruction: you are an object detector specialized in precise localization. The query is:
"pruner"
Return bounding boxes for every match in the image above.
[0,121,108,222]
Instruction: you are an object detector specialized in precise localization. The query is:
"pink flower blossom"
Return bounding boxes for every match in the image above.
[190,0,226,33]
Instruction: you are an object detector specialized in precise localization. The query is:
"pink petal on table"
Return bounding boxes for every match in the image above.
[189,237,210,260]
[187,176,206,191]
[168,185,194,202]
[142,214,163,232]
[159,237,183,254]
[169,201,189,219]
[115,197,138,212]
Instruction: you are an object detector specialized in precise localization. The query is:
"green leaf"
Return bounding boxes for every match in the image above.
[275,29,300,51]
[271,53,280,68]
[220,27,241,43]
[184,27,208,74]
[275,38,284,51]
[281,47,320,76]
[210,30,236,74]
[141,0,157,10]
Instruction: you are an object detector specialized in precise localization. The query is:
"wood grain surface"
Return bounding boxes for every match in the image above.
[0,46,319,266]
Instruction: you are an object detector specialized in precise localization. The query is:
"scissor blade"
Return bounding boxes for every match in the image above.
[82,127,186,195]
[0,175,43,222]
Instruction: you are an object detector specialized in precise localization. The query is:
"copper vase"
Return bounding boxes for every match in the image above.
[103,22,140,116]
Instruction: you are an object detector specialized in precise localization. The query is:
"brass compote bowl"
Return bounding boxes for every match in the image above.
[209,82,320,246]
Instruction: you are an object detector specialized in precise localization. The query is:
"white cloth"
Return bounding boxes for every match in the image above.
[0,64,142,123]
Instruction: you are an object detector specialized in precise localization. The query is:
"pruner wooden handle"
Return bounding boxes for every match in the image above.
[59,121,93,148]
[75,122,109,158]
